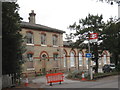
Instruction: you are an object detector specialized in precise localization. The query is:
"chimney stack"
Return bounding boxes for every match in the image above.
[28,10,36,24]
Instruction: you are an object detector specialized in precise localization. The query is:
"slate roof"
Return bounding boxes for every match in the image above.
[20,21,65,34]
[63,41,73,47]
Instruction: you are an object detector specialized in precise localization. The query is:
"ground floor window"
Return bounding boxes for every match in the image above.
[63,54,67,67]
[70,52,75,67]
[103,55,107,64]
[79,52,83,66]
[53,54,58,60]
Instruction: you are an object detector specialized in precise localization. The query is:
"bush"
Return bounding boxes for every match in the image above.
[93,71,119,79]
[66,70,89,80]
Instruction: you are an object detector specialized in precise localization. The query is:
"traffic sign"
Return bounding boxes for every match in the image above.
[86,53,92,58]
[89,33,98,43]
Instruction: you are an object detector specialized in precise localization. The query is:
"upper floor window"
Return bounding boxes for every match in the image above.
[53,35,58,45]
[26,32,33,44]
[27,53,33,61]
[41,34,46,45]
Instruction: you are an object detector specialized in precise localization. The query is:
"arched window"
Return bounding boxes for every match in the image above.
[40,51,49,61]
[70,52,75,67]
[103,54,107,64]
[41,54,47,60]
[86,58,88,69]
[79,52,83,66]
[63,50,67,67]
[26,32,33,44]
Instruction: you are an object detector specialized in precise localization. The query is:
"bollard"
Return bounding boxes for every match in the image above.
[81,72,86,81]
[24,74,29,87]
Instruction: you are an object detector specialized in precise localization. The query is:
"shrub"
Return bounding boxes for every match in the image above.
[66,70,89,80]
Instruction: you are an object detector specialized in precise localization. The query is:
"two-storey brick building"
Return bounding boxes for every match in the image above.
[20,10,110,74]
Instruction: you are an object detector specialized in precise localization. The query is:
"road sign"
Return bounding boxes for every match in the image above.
[89,33,98,43]
[86,53,92,58]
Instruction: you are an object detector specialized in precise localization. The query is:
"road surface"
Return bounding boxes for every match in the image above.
[29,75,119,88]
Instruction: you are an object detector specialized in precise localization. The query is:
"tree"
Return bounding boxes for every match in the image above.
[68,14,105,73]
[2,2,25,78]
[97,0,120,5]
[101,20,120,70]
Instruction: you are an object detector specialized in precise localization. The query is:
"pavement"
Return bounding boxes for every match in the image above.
[15,74,80,88]
[13,74,119,88]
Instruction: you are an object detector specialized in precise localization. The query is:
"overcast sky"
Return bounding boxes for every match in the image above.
[17,0,118,40]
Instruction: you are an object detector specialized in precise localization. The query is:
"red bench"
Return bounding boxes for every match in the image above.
[46,73,64,86]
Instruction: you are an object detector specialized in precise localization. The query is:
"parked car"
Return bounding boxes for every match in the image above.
[102,64,115,73]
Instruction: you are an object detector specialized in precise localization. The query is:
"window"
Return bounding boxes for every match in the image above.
[41,54,47,60]
[53,35,57,45]
[41,34,46,45]
[27,54,33,61]
[26,32,33,44]
[86,58,88,69]
[53,54,58,60]
[86,58,88,65]
[79,52,83,66]
[103,55,107,64]
[63,53,67,67]
[70,52,75,67]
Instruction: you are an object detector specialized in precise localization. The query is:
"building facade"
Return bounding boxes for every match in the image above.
[21,10,110,74]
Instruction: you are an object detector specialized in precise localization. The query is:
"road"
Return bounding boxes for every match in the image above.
[27,75,119,88]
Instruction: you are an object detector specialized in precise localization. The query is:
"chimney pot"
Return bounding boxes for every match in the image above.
[28,10,36,24]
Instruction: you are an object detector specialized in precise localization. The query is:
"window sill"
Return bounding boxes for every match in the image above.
[41,44,47,47]
[27,68,35,71]
[53,45,58,47]
[71,66,75,67]
[26,43,34,46]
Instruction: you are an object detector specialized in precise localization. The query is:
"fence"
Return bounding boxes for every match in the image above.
[46,73,64,86]
[2,74,19,88]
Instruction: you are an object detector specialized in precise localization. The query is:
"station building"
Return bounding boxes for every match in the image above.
[20,10,110,74]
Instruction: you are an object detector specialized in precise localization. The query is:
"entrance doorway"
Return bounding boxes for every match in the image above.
[41,54,47,74]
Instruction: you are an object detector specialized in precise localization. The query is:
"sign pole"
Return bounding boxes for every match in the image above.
[88,33,93,80]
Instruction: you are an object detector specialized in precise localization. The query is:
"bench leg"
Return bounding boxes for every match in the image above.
[50,82,52,86]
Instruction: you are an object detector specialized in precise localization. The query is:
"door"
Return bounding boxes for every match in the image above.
[41,54,47,74]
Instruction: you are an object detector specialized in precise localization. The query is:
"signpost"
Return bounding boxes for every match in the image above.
[89,33,98,43]
[87,33,98,80]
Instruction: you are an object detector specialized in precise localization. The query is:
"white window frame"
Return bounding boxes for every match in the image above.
[79,52,83,66]
[70,52,75,67]
[53,54,58,60]
[103,54,107,64]
[27,53,33,61]
[86,58,88,69]
[53,35,58,46]
[41,34,46,45]
[63,53,66,67]
[26,32,34,44]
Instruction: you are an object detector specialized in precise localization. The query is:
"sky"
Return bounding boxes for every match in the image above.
[17,0,118,40]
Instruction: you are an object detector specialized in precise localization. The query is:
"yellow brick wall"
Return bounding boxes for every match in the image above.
[21,28,111,73]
